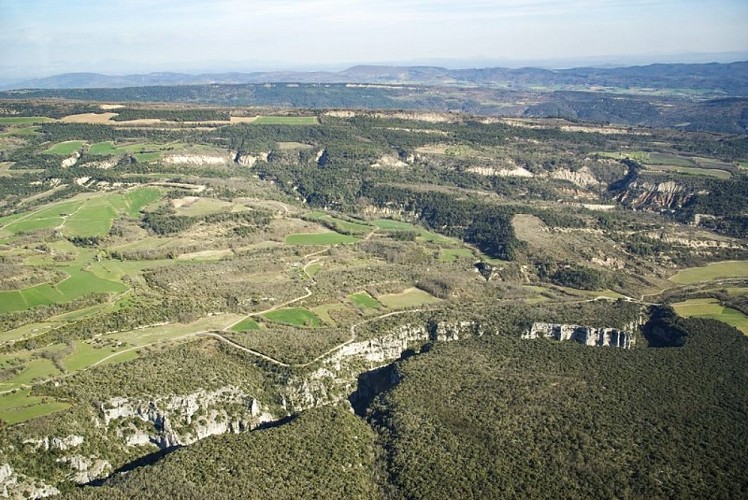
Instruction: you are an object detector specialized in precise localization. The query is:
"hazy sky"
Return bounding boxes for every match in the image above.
[1,0,747,78]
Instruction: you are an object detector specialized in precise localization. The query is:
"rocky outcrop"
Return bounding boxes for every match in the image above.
[100,386,273,449]
[233,150,270,167]
[0,463,60,498]
[88,158,118,169]
[23,435,84,452]
[616,180,697,211]
[284,320,488,410]
[56,456,111,485]
[467,165,534,177]
[523,322,635,348]
[371,155,408,169]
[549,167,600,188]
[61,151,80,168]
[163,154,231,166]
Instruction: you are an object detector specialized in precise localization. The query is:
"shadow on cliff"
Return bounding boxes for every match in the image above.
[348,347,419,417]
[641,305,688,347]
[85,413,301,488]
[85,446,180,487]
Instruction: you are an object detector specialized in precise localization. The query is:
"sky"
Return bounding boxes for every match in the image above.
[1,0,747,79]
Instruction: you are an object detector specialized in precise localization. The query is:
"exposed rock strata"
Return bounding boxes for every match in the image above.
[0,463,60,498]
[523,322,635,348]
[99,386,272,449]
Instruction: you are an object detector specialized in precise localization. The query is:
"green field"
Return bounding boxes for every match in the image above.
[125,187,163,216]
[373,219,419,231]
[254,116,318,125]
[64,199,119,237]
[88,141,122,155]
[44,140,86,155]
[0,389,70,425]
[305,262,323,277]
[0,265,127,314]
[670,261,748,284]
[643,164,731,179]
[0,116,54,125]
[350,291,382,309]
[230,317,261,332]
[310,303,352,325]
[673,298,748,335]
[440,248,475,262]
[327,217,371,233]
[306,213,372,234]
[418,230,462,246]
[62,341,117,372]
[1,126,39,136]
[596,151,650,162]
[286,232,360,245]
[378,288,442,309]
[0,198,83,235]
[0,188,161,238]
[173,197,241,217]
[262,308,322,327]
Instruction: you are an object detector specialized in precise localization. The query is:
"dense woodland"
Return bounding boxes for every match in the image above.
[56,315,748,498]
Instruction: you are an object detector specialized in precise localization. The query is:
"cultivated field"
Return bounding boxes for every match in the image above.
[673,298,748,335]
[349,291,382,309]
[286,232,360,245]
[230,317,261,332]
[43,140,86,155]
[262,308,322,327]
[378,288,442,309]
[670,261,748,284]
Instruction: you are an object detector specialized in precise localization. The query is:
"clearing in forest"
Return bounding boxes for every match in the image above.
[377,288,441,309]
[262,308,322,327]
[43,140,86,155]
[230,317,261,332]
[285,232,360,245]
[670,261,748,284]
[349,292,382,309]
[672,298,748,335]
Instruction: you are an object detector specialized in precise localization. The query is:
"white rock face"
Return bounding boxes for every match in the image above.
[163,154,231,166]
[285,320,489,410]
[523,322,635,348]
[549,167,600,187]
[89,158,118,169]
[467,166,535,177]
[0,463,60,498]
[617,180,695,211]
[57,456,112,484]
[23,435,84,452]
[101,386,268,448]
[371,155,408,169]
[233,150,270,167]
[61,151,80,168]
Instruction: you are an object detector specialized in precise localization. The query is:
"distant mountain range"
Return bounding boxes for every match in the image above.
[4,61,748,96]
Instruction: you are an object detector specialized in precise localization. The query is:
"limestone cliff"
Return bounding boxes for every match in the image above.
[0,463,59,498]
[523,322,635,348]
[283,320,488,410]
[99,386,274,450]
